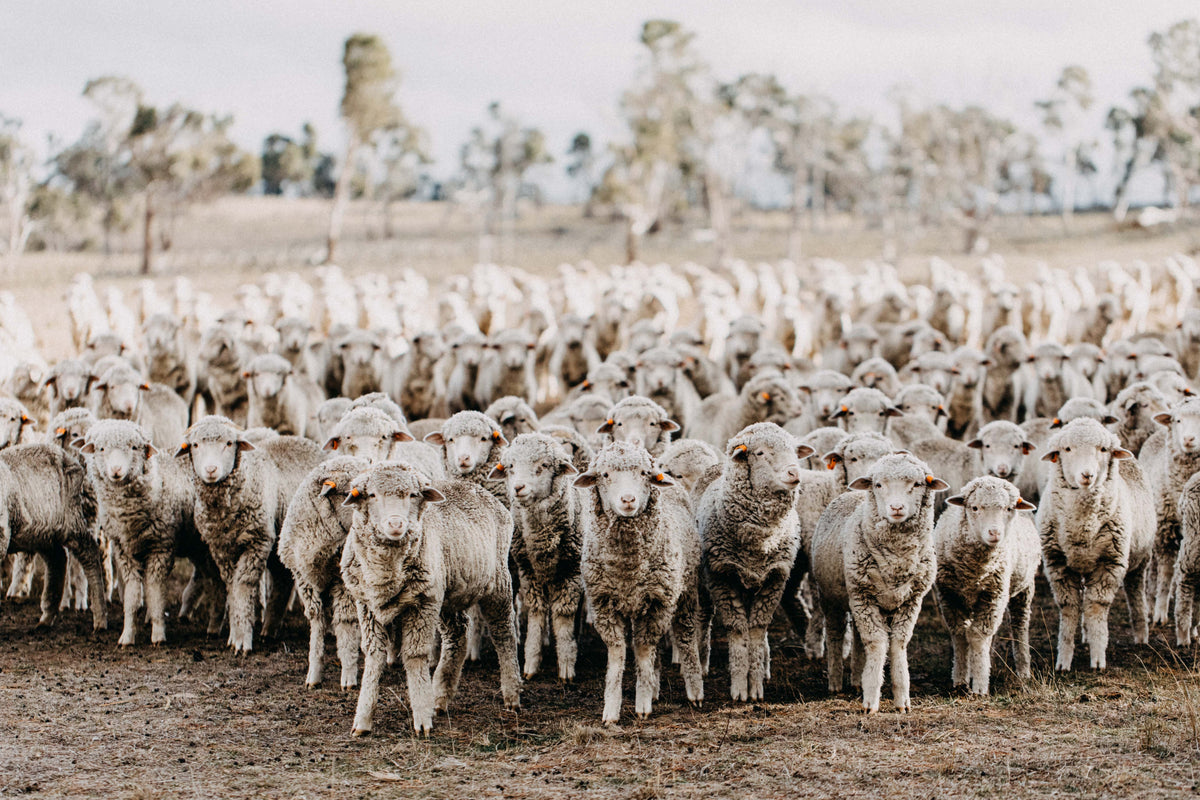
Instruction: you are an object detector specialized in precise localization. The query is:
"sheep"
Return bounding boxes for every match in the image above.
[967,421,1038,495]
[792,370,854,436]
[323,407,443,479]
[745,346,794,382]
[540,424,595,474]
[1138,397,1200,625]
[424,411,509,504]
[675,337,733,398]
[979,326,1027,424]
[900,350,956,396]
[829,387,903,436]
[484,396,540,444]
[1023,342,1093,420]
[272,316,315,376]
[243,353,324,439]
[347,391,406,425]
[575,442,705,722]
[627,318,664,354]
[547,314,600,393]
[336,329,383,399]
[80,420,218,646]
[444,330,488,414]
[0,442,108,630]
[723,315,765,389]
[43,358,93,416]
[91,363,188,452]
[886,385,946,450]
[635,346,702,433]
[1177,309,1200,380]
[488,433,583,681]
[1037,418,1153,670]
[176,415,324,653]
[142,313,196,407]
[795,427,849,471]
[476,329,537,408]
[1109,382,1169,456]
[597,396,679,458]
[340,463,521,735]
[944,347,988,440]
[691,370,802,449]
[934,477,1038,694]
[1094,339,1138,403]
[47,407,97,452]
[196,325,250,425]
[810,453,947,712]
[541,395,612,451]
[277,456,368,688]
[570,362,632,404]
[831,323,879,374]
[0,399,32,450]
[696,423,811,702]
[1069,343,1106,388]
[314,397,352,442]
[393,331,446,421]
[1148,370,1195,407]
[1174,471,1200,645]
[654,438,720,497]
[850,357,901,397]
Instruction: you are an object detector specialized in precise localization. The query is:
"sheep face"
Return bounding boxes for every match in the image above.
[491,435,576,505]
[830,389,901,435]
[574,442,671,518]
[841,328,877,367]
[599,400,677,453]
[82,422,154,484]
[326,409,413,464]
[47,361,90,404]
[53,410,95,451]
[0,402,30,450]
[567,398,612,443]
[317,458,369,531]
[850,456,947,523]
[558,316,590,350]
[803,373,853,421]
[895,386,945,426]
[97,368,144,418]
[85,333,125,361]
[181,421,253,485]
[969,424,1034,481]
[274,318,311,353]
[143,315,181,353]
[199,328,238,364]
[411,331,446,363]
[728,424,812,493]
[1041,419,1131,491]
[246,357,290,399]
[905,355,954,396]
[746,373,803,424]
[827,434,892,485]
[487,399,538,443]
[1155,399,1200,454]
[584,364,632,402]
[451,334,487,368]
[947,478,1034,547]
[339,333,381,368]
[636,350,683,399]
[492,332,535,371]
[427,417,505,476]
[344,466,444,544]
[1030,344,1069,383]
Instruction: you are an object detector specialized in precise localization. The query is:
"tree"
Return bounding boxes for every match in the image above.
[0,115,37,273]
[1036,65,1096,226]
[327,33,410,264]
[261,132,312,196]
[364,123,431,238]
[565,132,597,216]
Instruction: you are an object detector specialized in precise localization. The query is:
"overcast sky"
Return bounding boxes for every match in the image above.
[2,1,1196,191]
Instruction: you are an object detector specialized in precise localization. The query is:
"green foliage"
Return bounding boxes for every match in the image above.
[340,33,403,146]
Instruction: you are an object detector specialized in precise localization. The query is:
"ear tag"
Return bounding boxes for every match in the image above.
[760,392,771,401]
[492,430,502,440]
[826,457,837,470]
[323,480,337,489]
[656,473,665,481]
[925,475,934,485]
[350,488,360,497]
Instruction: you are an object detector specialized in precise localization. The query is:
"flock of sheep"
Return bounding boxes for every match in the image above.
[1,250,1200,734]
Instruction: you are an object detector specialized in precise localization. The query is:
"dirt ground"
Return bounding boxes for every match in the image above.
[2,572,1199,800]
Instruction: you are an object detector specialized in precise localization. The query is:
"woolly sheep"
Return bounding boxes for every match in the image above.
[1109,382,1169,456]
[43,358,93,417]
[796,427,849,471]
[944,347,988,440]
[691,370,802,449]
[197,325,250,426]
[850,357,901,397]
[92,363,188,452]
[547,314,600,393]
[635,346,701,433]
[1023,342,1094,420]
[901,350,956,396]
[475,329,537,409]
[654,438,720,497]
[335,329,383,399]
[393,331,446,421]
[314,397,352,443]
[244,353,324,439]
[540,424,594,474]
[484,396,540,444]
[979,326,1027,425]
[829,387,903,436]
[488,433,583,681]
[277,456,368,688]
[324,407,444,479]
[444,330,488,414]
[541,395,612,451]
[810,453,947,712]
[791,370,854,437]
[697,423,811,701]
[424,411,509,505]
[575,442,706,721]
[142,313,196,407]
[0,399,32,450]
[934,477,1038,694]
[1037,418,1152,670]
[571,362,633,404]
[886,385,946,450]
[340,463,521,735]
[597,396,679,458]
[1174,472,1200,645]
[723,315,765,389]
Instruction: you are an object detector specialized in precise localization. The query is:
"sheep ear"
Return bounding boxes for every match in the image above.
[1153,412,1173,426]
[319,480,338,498]
[978,357,994,368]
[1050,418,1063,429]
[824,452,843,470]
[174,442,190,458]
[795,444,815,460]
[650,471,675,487]
[596,419,615,435]
[145,444,157,459]
[573,473,598,488]
[1015,498,1036,511]
[797,385,812,395]
[728,443,749,461]
[491,429,508,446]
[946,495,966,507]
[1102,414,1119,425]
[830,406,848,419]
[424,432,446,446]
[342,488,364,506]
[924,476,950,492]
[42,375,57,389]
[323,436,341,451]
[885,407,904,418]
[500,413,516,425]
[1020,441,1037,455]
[1112,447,1134,460]
[79,442,96,454]
[421,487,446,503]
[237,439,256,452]
[1041,450,1059,463]
[848,477,873,491]
[487,464,506,481]
[560,461,579,475]
[660,419,680,433]
[966,439,983,450]
[392,431,415,443]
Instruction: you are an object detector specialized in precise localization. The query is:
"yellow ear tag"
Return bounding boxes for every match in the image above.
[55,427,66,436]
[760,392,771,401]
[492,430,502,439]
[179,442,189,450]
[1052,418,1060,426]
[350,488,360,497]
[1049,453,1058,463]
[735,444,748,453]
[840,405,849,413]
[656,473,665,481]
[322,480,337,489]
[581,380,590,388]
[606,419,614,426]
[925,475,934,485]
[494,463,504,472]
[826,457,837,470]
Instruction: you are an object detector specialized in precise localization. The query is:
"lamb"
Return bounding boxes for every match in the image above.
[1173,471,1200,644]
[488,433,584,681]
[829,387,903,436]
[934,477,1038,694]
[850,357,901,397]
[979,326,1027,424]
[944,347,988,440]
[340,463,521,735]
[541,394,613,451]
[697,423,810,701]
[1109,382,1169,456]
[810,453,947,712]
[0,399,32,450]
[196,325,250,426]
[796,427,848,471]
[654,438,720,497]
[244,353,325,439]
[597,396,679,458]
[541,424,595,474]
[1138,397,1200,624]
[691,370,802,449]
[91,363,189,452]
[967,421,1038,496]
[0,442,108,630]
[176,416,324,652]
[444,330,488,414]
[575,442,705,722]
[323,407,443,479]
[571,362,632,404]
[43,358,93,416]
[900,350,956,396]
[886,385,946,450]
[475,330,537,408]
[277,456,368,688]
[793,370,854,436]
[80,420,219,645]
[1037,418,1153,670]
[723,315,765,389]
[484,396,540,444]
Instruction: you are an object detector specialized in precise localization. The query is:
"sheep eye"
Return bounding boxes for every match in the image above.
[481,436,489,442]
[972,506,979,512]
[1064,447,1071,453]
[1101,447,1108,453]
[849,457,857,463]
[602,472,609,478]
[874,482,881,488]
[616,422,623,427]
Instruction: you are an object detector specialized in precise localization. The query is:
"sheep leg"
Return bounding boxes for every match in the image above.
[260,555,293,639]
[351,605,391,737]
[888,597,924,711]
[296,582,326,687]
[1177,573,1197,647]
[145,552,172,645]
[1124,561,1150,645]
[632,606,670,720]
[179,563,202,621]
[708,578,750,701]
[478,593,522,712]
[228,553,263,653]
[68,536,108,632]
[848,623,864,688]
[432,609,469,715]
[1043,545,1081,671]
[1083,564,1121,670]
[6,552,33,599]
[1153,535,1178,626]
[823,605,848,693]
[593,609,627,724]
[35,547,67,629]
[849,596,889,713]
[804,603,827,662]
[550,582,582,683]
[1008,588,1034,681]
[965,631,994,696]
[205,572,227,636]
[522,589,546,681]
[117,552,144,647]
[465,605,484,661]
[331,584,361,690]
[746,572,788,700]
[671,586,705,707]
[950,631,968,688]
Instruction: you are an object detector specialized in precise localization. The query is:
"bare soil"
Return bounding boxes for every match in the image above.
[2,573,1199,799]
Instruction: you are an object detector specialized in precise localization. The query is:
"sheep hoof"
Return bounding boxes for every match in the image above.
[305,681,320,690]
[523,672,537,681]
[636,711,650,720]
[690,699,703,709]
[351,727,371,738]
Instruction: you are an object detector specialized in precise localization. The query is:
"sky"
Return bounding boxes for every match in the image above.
[2,0,1197,199]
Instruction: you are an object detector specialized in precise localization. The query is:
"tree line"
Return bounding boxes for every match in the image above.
[1,18,1198,274]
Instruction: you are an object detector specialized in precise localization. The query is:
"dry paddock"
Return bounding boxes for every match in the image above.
[1,571,1199,800]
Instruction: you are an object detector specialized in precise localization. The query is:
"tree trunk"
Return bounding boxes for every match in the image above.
[787,165,806,263]
[326,140,356,264]
[1113,142,1151,222]
[140,197,155,275]
[704,173,732,266]
[625,219,640,265]
[1060,152,1077,230]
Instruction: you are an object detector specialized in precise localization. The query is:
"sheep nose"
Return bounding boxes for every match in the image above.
[513,483,527,496]
[619,494,637,506]
[384,515,405,534]
[993,465,1010,478]
[110,467,125,479]
[1079,471,1094,484]
[1186,436,1196,448]
[889,504,905,514]
[458,457,473,469]
[204,465,218,477]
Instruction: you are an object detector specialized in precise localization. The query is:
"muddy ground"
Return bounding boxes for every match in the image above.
[2,573,1199,799]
